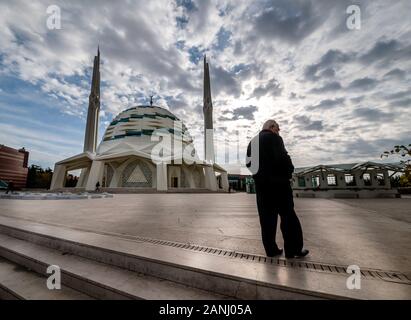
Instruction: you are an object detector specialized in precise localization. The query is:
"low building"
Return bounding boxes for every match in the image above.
[0,145,29,189]
[292,162,404,198]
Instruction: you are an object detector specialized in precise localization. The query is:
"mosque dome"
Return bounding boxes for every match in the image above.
[97,105,196,161]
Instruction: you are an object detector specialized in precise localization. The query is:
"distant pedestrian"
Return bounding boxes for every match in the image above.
[246,120,309,259]
[5,181,14,194]
[95,181,101,192]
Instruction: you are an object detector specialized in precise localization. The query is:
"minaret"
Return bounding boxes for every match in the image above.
[83,47,101,153]
[203,55,215,162]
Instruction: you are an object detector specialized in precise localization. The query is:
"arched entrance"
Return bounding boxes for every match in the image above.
[121,159,153,188]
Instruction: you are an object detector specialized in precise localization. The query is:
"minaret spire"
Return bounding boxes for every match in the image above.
[203,55,215,162]
[83,47,101,153]
[203,55,212,122]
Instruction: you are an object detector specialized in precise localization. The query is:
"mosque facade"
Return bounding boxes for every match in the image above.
[50,50,228,192]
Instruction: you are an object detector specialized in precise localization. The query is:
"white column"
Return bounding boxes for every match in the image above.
[198,168,205,188]
[304,175,310,189]
[336,173,346,188]
[204,166,218,191]
[292,175,298,189]
[383,171,390,188]
[371,173,379,188]
[220,172,229,192]
[319,171,327,188]
[76,167,89,188]
[109,166,121,188]
[156,163,168,191]
[85,161,105,191]
[50,164,66,190]
[183,167,196,188]
[109,160,132,188]
[354,170,364,188]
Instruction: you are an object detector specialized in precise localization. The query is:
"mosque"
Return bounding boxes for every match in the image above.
[50,49,229,192]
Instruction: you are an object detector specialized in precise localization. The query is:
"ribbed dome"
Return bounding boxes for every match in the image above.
[102,105,192,141]
[97,105,196,160]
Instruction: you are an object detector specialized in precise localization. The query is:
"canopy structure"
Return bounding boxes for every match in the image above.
[291,161,404,198]
[295,161,404,177]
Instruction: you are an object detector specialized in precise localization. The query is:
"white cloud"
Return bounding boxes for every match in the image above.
[0,0,410,168]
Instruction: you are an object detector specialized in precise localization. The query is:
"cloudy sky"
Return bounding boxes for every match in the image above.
[0,0,410,170]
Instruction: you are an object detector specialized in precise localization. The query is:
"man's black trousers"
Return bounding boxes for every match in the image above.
[255,180,304,256]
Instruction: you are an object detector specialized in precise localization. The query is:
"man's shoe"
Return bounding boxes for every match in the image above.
[267,248,283,257]
[285,249,309,259]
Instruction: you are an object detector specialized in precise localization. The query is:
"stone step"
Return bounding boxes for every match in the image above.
[0,216,409,300]
[0,234,231,300]
[0,219,323,300]
[50,188,224,194]
[0,256,93,300]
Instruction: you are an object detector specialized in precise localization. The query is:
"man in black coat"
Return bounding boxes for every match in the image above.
[5,180,14,194]
[246,120,309,258]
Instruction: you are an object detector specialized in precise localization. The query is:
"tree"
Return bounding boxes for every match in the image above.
[381,144,411,187]
[390,175,401,188]
[26,165,53,189]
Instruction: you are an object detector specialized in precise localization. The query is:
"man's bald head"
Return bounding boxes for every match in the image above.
[262,119,280,134]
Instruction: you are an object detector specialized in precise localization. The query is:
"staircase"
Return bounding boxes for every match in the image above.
[0,215,409,300]
[0,218,230,300]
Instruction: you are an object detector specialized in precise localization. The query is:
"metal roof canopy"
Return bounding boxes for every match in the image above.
[295,161,405,176]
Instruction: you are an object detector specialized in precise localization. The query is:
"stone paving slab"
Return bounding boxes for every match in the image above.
[0,193,410,274]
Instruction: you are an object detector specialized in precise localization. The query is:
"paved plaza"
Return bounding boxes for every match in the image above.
[0,193,410,275]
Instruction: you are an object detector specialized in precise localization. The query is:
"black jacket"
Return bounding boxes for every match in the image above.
[246,130,294,183]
